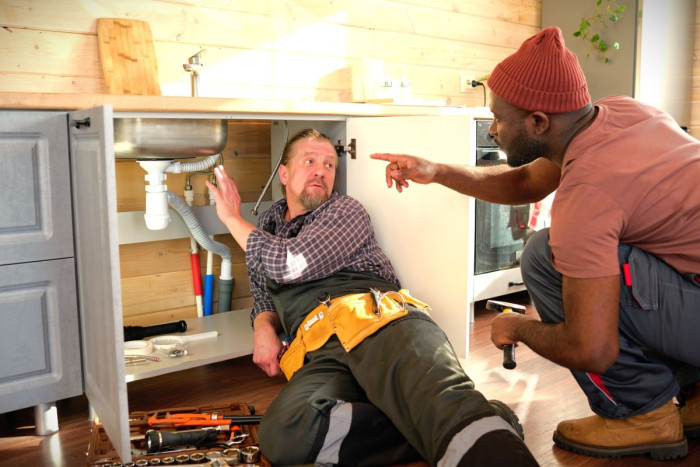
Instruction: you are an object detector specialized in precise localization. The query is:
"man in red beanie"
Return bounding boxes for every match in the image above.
[372,26,700,461]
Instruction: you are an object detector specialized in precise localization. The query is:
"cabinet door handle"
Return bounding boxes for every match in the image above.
[71,118,91,129]
[508,281,524,287]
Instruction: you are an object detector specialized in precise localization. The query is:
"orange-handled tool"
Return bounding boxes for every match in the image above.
[148,412,262,428]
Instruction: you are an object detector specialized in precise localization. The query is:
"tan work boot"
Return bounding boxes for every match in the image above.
[553,400,687,460]
[679,381,700,438]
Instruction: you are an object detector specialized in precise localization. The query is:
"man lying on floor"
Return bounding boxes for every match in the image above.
[206,128,537,466]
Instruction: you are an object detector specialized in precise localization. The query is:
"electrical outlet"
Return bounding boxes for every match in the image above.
[460,73,475,92]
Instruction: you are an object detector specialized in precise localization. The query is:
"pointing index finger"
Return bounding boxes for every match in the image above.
[370,153,400,162]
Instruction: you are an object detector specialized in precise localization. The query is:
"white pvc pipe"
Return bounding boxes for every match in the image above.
[139,160,173,231]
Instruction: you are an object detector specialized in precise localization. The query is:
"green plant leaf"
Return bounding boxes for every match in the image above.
[573,0,626,63]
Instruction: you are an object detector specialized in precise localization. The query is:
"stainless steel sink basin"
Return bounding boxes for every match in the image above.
[114,118,227,159]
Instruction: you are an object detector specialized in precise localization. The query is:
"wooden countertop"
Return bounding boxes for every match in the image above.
[0,91,472,117]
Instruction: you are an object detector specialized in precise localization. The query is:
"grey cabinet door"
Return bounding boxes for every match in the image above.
[69,106,131,463]
[0,111,74,265]
[0,258,82,413]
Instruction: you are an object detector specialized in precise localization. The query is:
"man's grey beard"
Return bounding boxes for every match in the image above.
[300,185,330,211]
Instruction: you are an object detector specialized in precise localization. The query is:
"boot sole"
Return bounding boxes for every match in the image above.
[553,431,688,460]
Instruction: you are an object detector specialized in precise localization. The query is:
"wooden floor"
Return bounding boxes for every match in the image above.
[1,291,698,466]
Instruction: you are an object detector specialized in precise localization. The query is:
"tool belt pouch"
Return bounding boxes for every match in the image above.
[279,289,429,380]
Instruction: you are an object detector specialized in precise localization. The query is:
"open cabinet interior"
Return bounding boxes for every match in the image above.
[66,108,481,463]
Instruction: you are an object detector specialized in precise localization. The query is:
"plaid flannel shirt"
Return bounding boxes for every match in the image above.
[246,193,400,326]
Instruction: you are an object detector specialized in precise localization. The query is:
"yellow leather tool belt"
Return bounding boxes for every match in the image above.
[279,289,429,380]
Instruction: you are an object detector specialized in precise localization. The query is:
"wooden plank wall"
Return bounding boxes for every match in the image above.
[0,0,540,104]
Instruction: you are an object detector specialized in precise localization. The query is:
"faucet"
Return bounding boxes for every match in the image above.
[183,50,206,97]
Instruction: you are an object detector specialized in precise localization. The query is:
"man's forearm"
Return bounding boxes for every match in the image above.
[515,318,617,374]
[253,310,282,334]
[433,158,559,204]
[515,319,585,370]
[223,215,256,252]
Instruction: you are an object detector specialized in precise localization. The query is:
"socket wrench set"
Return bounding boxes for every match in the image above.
[87,402,266,466]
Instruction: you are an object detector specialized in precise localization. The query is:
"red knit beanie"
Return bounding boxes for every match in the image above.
[488,26,590,113]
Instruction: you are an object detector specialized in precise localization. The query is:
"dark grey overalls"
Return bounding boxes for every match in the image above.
[257,271,537,466]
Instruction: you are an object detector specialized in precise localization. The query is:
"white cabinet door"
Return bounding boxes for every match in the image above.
[346,115,474,357]
[68,106,131,463]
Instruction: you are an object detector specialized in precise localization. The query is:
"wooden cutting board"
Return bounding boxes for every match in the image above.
[97,18,161,95]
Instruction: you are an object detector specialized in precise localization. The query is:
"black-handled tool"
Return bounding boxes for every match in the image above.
[123,320,187,341]
[145,427,219,453]
[486,300,526,369]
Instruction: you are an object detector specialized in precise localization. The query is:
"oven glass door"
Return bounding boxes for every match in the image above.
[474,149,534,275]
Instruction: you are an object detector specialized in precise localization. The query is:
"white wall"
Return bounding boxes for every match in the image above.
[637,0,696,127]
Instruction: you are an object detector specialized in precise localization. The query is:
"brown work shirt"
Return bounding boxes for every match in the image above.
[550,95,700,277]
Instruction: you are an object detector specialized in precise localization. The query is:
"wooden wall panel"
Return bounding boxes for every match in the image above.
[0,0,541,106]
[690,5,700,137]
[119,233,251,325]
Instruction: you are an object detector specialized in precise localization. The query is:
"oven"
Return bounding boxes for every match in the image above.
[472,119,535,300]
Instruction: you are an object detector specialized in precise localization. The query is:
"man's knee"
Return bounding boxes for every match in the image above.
[258,403,319,464]
[259,412,311,464]
[520,228,550,281]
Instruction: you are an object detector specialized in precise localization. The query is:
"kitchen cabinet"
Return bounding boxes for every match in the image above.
[65,106,480,463]
[0,111,82,434]
[0,93,510,462]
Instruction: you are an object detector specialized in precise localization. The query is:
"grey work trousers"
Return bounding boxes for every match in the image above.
[521,228,700,419]
[258,311,537,466]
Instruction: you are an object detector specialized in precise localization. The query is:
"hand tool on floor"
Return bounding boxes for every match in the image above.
[486,300,526,369]
[224,425,249,445]
[123,320,187,341]
[148,412,263,428]
[145,427,220,453]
